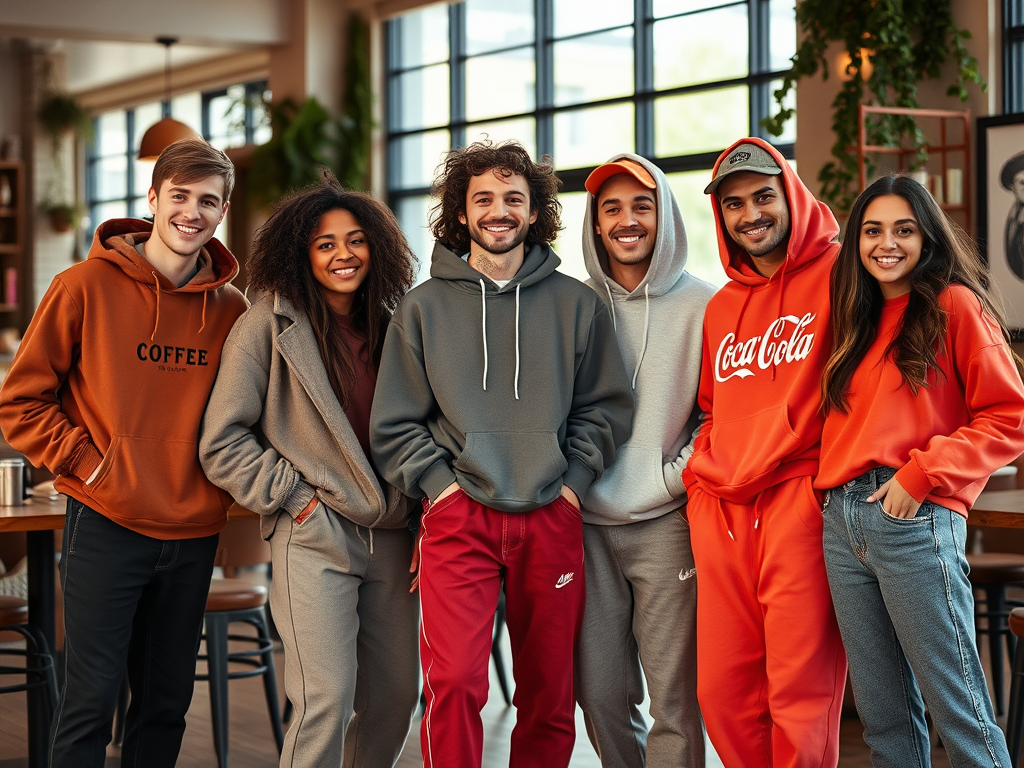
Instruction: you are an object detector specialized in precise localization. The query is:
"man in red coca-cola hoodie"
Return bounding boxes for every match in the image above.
[682,138,847,768]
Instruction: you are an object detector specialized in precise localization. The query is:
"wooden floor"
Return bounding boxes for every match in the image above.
[0,628,964,768]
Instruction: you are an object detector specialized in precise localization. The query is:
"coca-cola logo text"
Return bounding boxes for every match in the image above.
[714,313,816,382]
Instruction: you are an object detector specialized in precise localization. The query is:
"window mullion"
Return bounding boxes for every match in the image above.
[535,0,554,158]
[635,0,654,157]
[450,2,466,149]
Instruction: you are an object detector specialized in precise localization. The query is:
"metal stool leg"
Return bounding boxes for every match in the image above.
[253,609,284,753]
[987,586,1009,716]
[205,613,231,768]
[1008,635,1024,768]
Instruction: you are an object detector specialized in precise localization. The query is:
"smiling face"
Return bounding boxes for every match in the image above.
[458,170,538,258]
[858,194,922,300]
[308,208,372,315]
[717,171,791,276]
[595,173,657,289]
[147,175,229,262]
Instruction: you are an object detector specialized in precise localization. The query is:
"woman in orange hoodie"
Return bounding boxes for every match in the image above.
[818,175,1024,767]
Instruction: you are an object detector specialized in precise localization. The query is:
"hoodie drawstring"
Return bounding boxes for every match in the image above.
[513,283,521,400]
[198,291,208,335]
[479,279,489,392]
[150,272,162,341]
[603,280,617,331]
[479,279,522,399]
[631,284,650,390]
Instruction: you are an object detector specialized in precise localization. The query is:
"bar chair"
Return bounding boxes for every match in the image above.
[197,511,284,768]
[0,595,59,715]
[968,466,1024,716]
[1005,606,1024,767]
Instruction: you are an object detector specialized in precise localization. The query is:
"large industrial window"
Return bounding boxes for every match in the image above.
[385,0,796,285]
[84,79,269,246]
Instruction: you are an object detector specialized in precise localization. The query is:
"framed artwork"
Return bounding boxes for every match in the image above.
[977,113,1024,338]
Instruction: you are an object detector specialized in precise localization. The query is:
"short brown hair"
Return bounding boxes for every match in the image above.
[429,139,562,253]
[151,138,235,202]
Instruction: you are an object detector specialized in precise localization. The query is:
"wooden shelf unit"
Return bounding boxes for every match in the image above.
[0,162,25,328]
[857,105,971,233]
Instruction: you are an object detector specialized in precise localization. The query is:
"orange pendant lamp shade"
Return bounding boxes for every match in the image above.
[138,36,200,161]
[139,117,200,161]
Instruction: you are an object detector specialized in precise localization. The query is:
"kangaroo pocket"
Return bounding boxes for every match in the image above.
[585,444,673,517]
[692,404,805,496]
[454,431,568,506]
[84,434,228,530]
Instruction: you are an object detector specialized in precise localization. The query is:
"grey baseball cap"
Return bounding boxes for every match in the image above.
[704,142,782,195]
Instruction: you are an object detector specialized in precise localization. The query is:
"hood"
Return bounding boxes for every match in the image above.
[710,138,838,286]
[429,240,560,293]
[582,153,687,299]
[88,218,240,292]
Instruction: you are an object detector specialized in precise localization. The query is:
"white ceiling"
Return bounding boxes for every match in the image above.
[61,40,239,93]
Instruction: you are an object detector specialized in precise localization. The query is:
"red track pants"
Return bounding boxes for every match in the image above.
[688,476,847,768]
[418,490,585,768]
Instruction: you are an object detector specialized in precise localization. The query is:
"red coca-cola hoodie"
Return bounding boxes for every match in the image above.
[683,138,840,503]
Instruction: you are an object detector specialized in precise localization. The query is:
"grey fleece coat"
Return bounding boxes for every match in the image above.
[370,242,634,513]
[199,293,410,540]
[582,153,717,525]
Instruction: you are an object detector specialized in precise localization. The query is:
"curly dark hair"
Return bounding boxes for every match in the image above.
[823,174,1024,414]
[429,139,562,253]
[247,170,418,408]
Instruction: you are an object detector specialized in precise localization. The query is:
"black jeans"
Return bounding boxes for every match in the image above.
[49,498,218,768]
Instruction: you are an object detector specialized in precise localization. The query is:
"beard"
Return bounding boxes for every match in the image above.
[467,218,530,255]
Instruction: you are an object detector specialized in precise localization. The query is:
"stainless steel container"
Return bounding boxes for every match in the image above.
[0,457,25,506]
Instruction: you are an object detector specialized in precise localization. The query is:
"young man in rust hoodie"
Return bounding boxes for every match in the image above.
[682,138,847,768]
[0,138,246,768]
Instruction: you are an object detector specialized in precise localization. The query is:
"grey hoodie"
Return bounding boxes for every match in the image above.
[582,153,717,525]
[371,241,634,514]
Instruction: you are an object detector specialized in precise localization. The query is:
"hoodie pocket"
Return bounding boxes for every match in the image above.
[454,431,567,505]
[84,433,228,528]
[584,444,674,517]
[695,404,805,495]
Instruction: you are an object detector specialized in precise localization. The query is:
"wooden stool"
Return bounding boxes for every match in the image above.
[198,578,284,768]
[1005,606,1024,767]
[967,553,1024,716]
[0,595,58,711]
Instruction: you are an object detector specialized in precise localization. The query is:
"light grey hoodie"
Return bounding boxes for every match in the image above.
[582,153,717,525]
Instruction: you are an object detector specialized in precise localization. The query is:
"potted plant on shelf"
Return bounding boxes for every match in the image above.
[40,201,83,234]
[37,86,91,233]
[763,0,985,214]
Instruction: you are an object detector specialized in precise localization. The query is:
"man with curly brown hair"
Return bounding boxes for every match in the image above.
[371,139,633,768]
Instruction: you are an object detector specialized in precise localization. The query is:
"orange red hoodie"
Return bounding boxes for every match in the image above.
[816,287,1024,515]
[683,138,840,503]
[0,219,247,539]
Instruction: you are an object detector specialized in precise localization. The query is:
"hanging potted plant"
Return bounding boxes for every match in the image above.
[37,74,92,233]
[763,0,985,214]
[40,201,84,233]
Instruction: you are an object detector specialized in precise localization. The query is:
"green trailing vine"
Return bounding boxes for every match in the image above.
[763,0,985,213]
[248,12,375,209]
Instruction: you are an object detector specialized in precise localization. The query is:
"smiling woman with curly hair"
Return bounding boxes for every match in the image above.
[199,169,421,768]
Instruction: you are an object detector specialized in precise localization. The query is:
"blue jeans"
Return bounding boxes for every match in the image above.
[823,467,1010,768]
[50,498,218,768]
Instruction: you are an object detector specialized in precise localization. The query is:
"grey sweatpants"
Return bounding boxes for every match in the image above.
[270,504,420,768]
[576,509,704,768]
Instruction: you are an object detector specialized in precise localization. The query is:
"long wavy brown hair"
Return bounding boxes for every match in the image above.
[429,139,562,253]
[247,170,418,408]
[823,175,1024,415]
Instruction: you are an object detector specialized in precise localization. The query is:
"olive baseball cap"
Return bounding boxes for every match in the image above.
[704,142,782,195]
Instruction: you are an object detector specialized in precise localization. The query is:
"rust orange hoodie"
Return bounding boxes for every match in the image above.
[0,219,247,539]
[683,139,840,503]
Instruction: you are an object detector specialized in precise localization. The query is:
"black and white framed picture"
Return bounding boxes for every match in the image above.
[978,112,1024,336]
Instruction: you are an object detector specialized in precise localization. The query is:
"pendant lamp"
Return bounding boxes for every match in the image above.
[138,36,200,161]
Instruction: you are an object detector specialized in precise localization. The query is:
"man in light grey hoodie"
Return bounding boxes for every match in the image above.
[577,154,716,768]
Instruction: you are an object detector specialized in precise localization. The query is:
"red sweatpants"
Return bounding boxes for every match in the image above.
[418,490,584,768]
[688,476,847,768]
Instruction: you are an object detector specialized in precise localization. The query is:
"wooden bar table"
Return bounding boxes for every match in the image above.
[0,494,67,768]
[972,489,1024,528]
